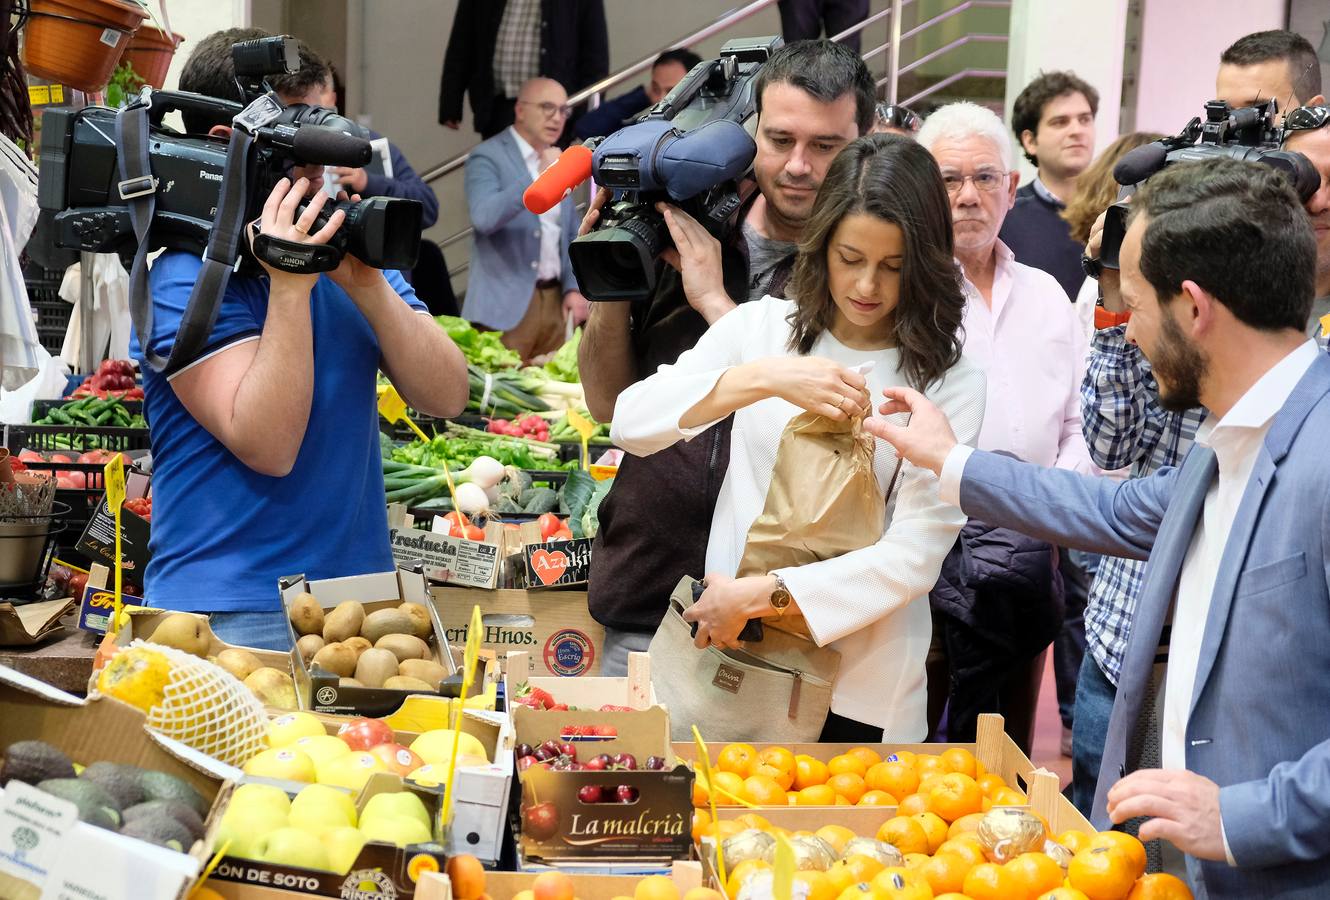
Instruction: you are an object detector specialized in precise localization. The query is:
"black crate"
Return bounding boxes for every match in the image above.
[6,423,151,454]
[29,298,70,354]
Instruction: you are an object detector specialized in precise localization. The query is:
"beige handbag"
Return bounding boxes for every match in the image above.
[649,576,840,742]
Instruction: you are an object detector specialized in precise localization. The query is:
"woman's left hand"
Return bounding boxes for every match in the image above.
[683,574,776,650]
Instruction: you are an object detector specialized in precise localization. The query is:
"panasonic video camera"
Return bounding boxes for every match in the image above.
[37,35,422,275]
[569,36,782,301]
[1099,99,1319,268]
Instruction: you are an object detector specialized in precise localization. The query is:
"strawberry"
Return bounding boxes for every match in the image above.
[599,704,632,712]
[514,682,557,710]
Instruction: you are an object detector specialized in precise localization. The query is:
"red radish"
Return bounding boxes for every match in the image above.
[17,450,43,462]
[49,454,72,464]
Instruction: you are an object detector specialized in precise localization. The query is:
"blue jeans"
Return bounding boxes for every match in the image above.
[1072,650,1117,818]
[208,611,292,652]
[600,627,653,677]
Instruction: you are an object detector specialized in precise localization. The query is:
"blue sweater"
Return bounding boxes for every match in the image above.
[998,182,1082,300]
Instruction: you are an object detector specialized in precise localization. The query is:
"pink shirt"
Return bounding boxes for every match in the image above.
[960,241,1095,473]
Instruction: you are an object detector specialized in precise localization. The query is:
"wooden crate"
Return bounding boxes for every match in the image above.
[414,861,704,900]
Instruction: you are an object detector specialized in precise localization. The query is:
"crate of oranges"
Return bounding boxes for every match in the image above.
[417,860,708,900]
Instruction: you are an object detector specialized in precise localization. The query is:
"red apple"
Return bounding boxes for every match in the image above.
[369,742,424,776]
[523,801,560,841]
[336,717,394,751]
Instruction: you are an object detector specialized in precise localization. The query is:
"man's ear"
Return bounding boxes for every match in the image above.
[1006,169,1020,209]
[209,124,232,140]
[1019,128,1038,158]
[1180,279,1213,338]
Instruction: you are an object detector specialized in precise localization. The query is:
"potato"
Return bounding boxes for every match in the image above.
[360,608,413,644]
[311,642,357,677]
[397,658,449,687]
[322,601,365,643]
[354,648,399,688]
[288,592,324,636]
[398,602,434,640]
[375,633,429,664]
[295,634,325,665]
[383,676,435,692]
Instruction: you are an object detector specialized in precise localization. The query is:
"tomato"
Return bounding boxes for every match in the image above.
[66,571,88,599]
[463,525,486,541]
[537,513,563,540]
[551,526,574,541]
[443,511,470,532]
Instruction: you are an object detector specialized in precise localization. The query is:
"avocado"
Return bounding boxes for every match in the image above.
[119,809,193,852]
[79,762,146,809]
[1,741,76,786]
[138,770,209,818]
[34,778,121,830]
[123,800,205,841]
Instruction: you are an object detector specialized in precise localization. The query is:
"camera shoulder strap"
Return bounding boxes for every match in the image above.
[117,96,256,375]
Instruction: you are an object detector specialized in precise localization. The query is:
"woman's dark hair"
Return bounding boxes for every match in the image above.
[786,134,966,390]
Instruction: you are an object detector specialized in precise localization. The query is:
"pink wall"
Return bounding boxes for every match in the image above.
[1134,0,1286,135]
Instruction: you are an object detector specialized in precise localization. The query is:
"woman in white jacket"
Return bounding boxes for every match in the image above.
[611,135,987,741]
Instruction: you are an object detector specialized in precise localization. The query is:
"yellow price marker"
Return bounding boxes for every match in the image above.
[772,831,795,900]
[692,726,729,892]
[566,408,596,471]
[379,384,467,523]
[189,839,232,897]
[442,604,484,827]
[1320,312,1330,339]
[103,456,126,630]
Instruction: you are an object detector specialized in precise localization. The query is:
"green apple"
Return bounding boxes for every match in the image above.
[217,805,289,860]
[360,791,430,832]
[315,751,386,791]
[243,747,316,783]
[267,712,327,748]
[321,825,367,875]
[229,782,292,817]
[294,734,353,767]
[359,814,432,848]
[256,826,333,871]
[289,783,358,834]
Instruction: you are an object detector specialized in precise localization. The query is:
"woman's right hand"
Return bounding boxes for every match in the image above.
[755,357,870,421]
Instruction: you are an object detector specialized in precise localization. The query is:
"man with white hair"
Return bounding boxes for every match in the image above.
[917,102,1094,750]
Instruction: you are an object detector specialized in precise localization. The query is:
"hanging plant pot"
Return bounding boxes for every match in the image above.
[21,0,148,93]
[121,22,181,89]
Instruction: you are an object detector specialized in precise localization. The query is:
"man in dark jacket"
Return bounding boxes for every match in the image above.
[574,49,701,141]
[439,0,609,138]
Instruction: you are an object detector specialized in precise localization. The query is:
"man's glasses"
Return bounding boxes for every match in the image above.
[519,100,572,120]
[876,104,922,134]
[1285,105,1330,133]
[940,170,1009,194]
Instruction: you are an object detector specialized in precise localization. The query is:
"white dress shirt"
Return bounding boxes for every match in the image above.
[508,127,563,282]
[961,242,1095,473]
[611,298,987,736]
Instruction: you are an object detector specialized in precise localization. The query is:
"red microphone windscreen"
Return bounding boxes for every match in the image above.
[523,145,594,214]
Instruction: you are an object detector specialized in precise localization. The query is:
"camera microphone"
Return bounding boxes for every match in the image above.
[258,123,373,167]
[1113,143,1168,185]
[524,144,594,214]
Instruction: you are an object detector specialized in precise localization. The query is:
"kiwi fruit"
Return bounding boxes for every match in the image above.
[360,608,413,644]
[374,633,429,663]
[397,658,449,687]
[287,592,324,636]
[383,675,435,692]
[343,636,372,660]
[311,642,358,677]
[322,601,365,643]
[296,634,325,665]
[398,602,433,640]
[338,677,364,688]
[214,648,263,681]
[353,648,399,689]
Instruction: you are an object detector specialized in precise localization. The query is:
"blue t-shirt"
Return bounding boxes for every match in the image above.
[130,252,427,612]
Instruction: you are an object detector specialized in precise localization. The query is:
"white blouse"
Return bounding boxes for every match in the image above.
[611,297,987,737]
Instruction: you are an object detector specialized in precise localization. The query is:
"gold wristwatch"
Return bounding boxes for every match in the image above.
[769,575,792,616]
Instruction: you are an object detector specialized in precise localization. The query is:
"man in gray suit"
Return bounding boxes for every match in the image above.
[463,77,586,361]
[866,158,1330,898]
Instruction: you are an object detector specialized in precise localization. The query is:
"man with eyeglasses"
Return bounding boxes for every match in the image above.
[462,77,588,361]
[917,101,1094,753]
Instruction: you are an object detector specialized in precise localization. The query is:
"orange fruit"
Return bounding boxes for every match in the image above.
[858,790,898,806]
[1057,830,1093,854]
[698,820,745,842]
[935,896,977,900]
[884,750,916,768]
[867,761,920,798]
[897,792,931,817]
[759,746,796,776]
[725,860,770,899]
[917,774,945,797]
[914,754,945,778]
[833,884,875,900]
[532,872,575,900]
[793,870,838,900]
[846,746,883,770]
[734,813,770,831]
[794,755,830,789]
[901,853,930,869]
[928,772,984,823]
[843,853,886,883]
[692,776,709,807]
[827,772,867,804]
[977,772,1007,797]
[947,812,985,839]
[974,757,988,778]
[740,774,787,806]
[1039,891,1093,900]
[1067,846,1136,900]
[717,743,759,777]
[827,754,868,779]
[917,852,971,894]
[815,824,857,854]
[1091,831,1148,881]
[937,837,986,868]
[445,854,486,900]
[691,808,711,842]
[1127,873,1194,900]
[683,891,726,900]
[876,816,930,855]
[990,786,1026,806]
[939,747,978,778]
[912,811,949,853]
[962,861,1019,900]
[787,791,799,805]
[1005,851,1065,897]
[634,875,680,900]
[751,762,795,791]
[824,860,860,896]
[834,795,851,806]
[711,771,745,807]
[797,784,838,806]
[870,868,933,900]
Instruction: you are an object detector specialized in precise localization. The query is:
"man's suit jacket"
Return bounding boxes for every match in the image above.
[953,352,1330,899]
[438,0,609,135]
[461,129,578,331]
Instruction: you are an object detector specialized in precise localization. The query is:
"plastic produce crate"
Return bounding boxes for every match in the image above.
[23,261,69,355]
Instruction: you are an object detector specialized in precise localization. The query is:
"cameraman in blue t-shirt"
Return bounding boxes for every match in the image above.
[129,29,467,650]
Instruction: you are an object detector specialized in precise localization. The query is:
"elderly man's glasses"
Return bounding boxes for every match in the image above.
[519,100,572,120]
[940,170,1009,194]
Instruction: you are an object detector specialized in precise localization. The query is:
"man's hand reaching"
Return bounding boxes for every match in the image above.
[862,386,960,476]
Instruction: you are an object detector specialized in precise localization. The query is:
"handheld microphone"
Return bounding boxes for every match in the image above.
[1113,143,1168,185]
[523,144,594,214]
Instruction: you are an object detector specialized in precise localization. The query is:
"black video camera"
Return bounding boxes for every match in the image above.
[37,35,422,277]
[1099,99,1319,268]
[569,36,782,302]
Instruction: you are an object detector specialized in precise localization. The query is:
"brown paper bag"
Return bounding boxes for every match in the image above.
[736,411,894,638]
